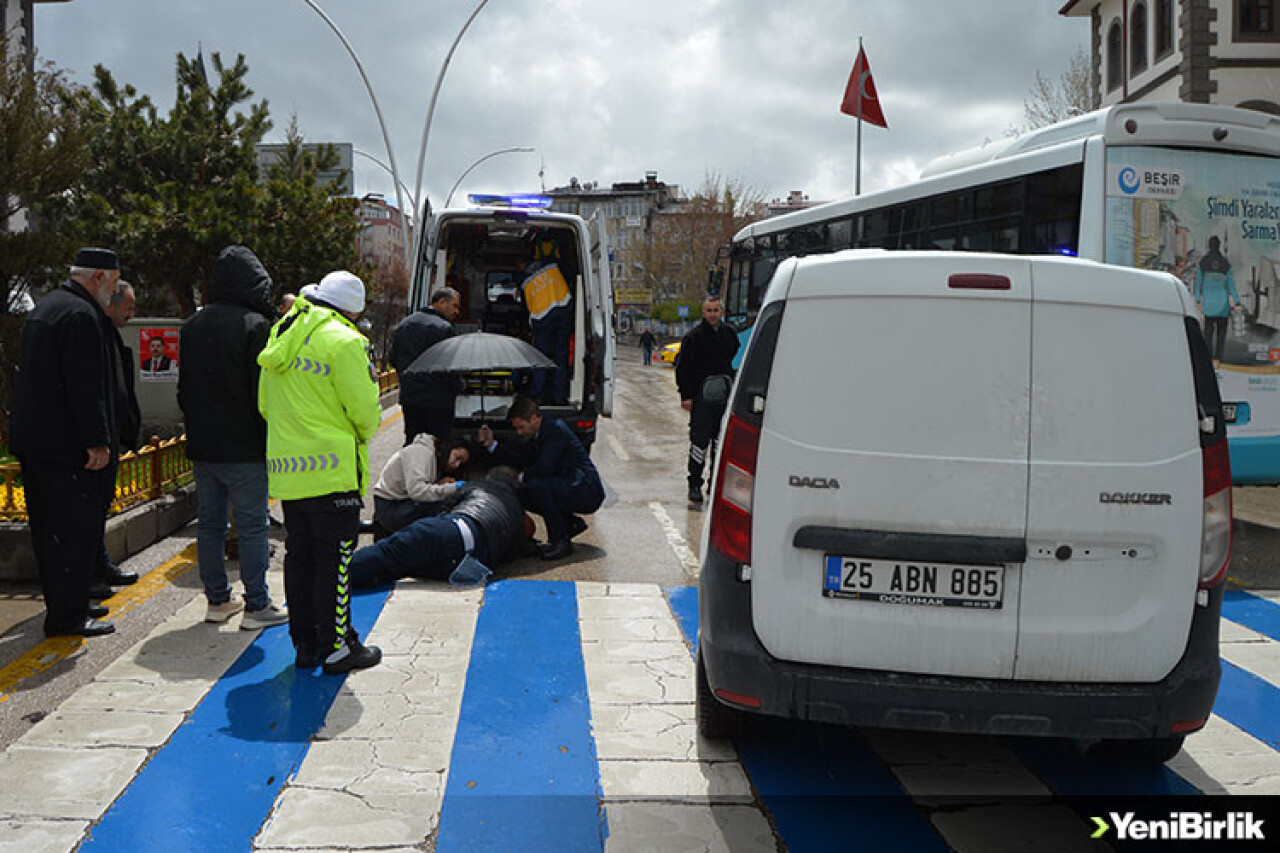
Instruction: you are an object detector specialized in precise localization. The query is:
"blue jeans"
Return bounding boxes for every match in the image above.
[194,461,271,610]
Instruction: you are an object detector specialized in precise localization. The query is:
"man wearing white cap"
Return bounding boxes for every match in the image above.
[257,270,383,674]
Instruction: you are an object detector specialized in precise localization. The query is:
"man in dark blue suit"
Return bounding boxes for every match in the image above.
[478,396,604,560]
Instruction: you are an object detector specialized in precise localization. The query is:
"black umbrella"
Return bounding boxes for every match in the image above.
[402,331,555,417]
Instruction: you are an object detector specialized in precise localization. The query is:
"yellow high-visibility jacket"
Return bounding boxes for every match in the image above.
[522,262,572,321]
[257,298,381,500]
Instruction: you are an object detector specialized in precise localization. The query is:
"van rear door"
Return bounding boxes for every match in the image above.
[1017,261,1202,681]
[587,210,615,416]
[751,253,1034,679]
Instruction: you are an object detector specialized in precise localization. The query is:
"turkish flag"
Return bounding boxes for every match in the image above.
[840,46,888,128]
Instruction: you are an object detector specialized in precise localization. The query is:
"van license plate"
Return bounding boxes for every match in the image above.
[823,556,1004,609]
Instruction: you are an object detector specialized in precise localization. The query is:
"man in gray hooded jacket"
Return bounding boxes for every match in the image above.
[178,245,287,630]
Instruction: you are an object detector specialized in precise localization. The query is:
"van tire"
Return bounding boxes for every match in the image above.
[1093,735,1185,765]
[696,650,744,740]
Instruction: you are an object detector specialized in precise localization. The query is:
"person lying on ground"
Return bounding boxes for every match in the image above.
[351,467,525,588]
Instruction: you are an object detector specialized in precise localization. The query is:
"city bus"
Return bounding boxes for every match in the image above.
[717,102,1280,485]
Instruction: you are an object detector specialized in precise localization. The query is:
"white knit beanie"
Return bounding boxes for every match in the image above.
[314,271,365,314]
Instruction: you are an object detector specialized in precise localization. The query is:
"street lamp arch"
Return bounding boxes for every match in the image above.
[444,147,537,209]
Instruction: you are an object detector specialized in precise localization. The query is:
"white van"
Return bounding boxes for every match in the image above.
[696,250,1232,763]
[409,197,615,448]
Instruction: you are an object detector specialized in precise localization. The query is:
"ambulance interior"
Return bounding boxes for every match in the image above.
[431,218,583,411]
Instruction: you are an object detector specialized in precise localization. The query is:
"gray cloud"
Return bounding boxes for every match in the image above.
[35,0,1086,210]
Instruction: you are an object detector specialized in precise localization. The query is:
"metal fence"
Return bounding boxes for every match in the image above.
[0,436,194,522]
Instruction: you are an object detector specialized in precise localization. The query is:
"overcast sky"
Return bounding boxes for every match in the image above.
[34,1,1087,213]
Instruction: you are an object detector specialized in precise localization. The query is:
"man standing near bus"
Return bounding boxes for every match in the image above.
[391,287,460,443]
[675,296,739,505]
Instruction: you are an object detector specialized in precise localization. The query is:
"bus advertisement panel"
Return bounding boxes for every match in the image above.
[1106,147,1280,482]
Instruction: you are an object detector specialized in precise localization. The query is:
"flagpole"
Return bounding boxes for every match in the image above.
[855,37,863,197]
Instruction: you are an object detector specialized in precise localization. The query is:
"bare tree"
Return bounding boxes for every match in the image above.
[1023,45,1093,130]
[632,172,765,310]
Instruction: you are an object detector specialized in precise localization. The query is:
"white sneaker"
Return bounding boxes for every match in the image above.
[205,598,246,623]
[241,602,289,630]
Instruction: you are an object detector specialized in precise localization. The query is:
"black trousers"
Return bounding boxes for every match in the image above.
[282,492,361,657]
[21,458,113,635]
[521,474,604,543]
[687,397,727,489]
[95,458,119,576]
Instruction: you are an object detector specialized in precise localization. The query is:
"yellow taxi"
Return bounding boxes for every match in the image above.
[658,341,681,365]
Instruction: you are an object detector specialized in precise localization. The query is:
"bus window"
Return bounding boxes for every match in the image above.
[1026,164,1084,255]
[751,234,779,307]
[828,217,854,250]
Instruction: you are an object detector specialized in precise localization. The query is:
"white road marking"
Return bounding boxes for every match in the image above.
[607,434,631,461]
[649,501,700,576]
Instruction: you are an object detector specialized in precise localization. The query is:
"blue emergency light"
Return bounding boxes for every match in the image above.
[468,193,553,210]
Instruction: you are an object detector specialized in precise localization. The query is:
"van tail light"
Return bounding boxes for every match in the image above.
[709,414,760,565]
[1199,438,1233,589]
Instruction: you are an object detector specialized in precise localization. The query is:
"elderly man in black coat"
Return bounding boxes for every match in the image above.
[9,248,122,637]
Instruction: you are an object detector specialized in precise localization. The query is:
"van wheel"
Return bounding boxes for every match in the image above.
[1093,735,1185,765]
[695,650,743,740]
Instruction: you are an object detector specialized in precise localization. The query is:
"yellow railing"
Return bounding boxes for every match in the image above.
[379,368,399,395]
[0,435,194,523]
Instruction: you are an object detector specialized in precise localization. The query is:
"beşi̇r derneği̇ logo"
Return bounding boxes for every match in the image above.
[1091,810,1265,843]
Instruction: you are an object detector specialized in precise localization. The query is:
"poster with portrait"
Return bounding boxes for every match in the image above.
[139,328,179,381]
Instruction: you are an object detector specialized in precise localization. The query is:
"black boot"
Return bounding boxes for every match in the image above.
[322,632,382,675]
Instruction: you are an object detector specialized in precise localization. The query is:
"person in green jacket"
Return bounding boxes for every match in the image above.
[258,270,383,674]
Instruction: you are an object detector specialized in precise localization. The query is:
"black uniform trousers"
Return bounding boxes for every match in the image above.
[94,458,119,576]
[282,492,361,657]
[687,396,728,490]
[21,458,114,635]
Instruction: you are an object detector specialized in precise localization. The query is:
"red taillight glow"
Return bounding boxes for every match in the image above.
[1171,717,1207,734]
[709,414,760,565]
[1199,438,1233,589]
[575,419,596,431]
[714,688,762,709]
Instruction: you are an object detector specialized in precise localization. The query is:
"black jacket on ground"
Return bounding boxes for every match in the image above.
[443,479,524,564]
[391,307,457,410]
[675,320,739,402]
[9,280,116,463]
[177,246,274,463]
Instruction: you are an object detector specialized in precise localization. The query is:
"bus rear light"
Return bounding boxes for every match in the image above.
[575,419,596,432]
[1199,438,1233,589]
[709,414,760,566]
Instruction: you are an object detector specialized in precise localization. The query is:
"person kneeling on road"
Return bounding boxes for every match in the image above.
[372,434,472,534]
[477,395,604,561]
[351,467,525,588]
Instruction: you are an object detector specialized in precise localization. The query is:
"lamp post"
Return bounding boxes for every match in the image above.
[353,148,416,253]
[298,0,411,270]
[409,0,492,299]
[444,147,537,208]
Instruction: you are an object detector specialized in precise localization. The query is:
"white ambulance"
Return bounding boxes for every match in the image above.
[697,250,1232,764]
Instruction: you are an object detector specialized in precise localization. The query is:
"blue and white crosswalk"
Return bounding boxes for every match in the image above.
[3,581,1280,852]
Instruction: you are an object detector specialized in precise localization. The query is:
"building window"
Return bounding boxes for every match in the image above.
[1131,3,1149,75]
[1107,20,1123,90]
[1237,0,1278,40]
[1155,0,1175,58]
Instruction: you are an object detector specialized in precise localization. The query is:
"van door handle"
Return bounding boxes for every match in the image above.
[793,526,1027,564]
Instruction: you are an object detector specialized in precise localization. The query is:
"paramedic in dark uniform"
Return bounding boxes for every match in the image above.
[9,248,122,637]
[675,295,739,505]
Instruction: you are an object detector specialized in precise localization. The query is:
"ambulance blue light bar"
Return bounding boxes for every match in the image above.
[468,194,553,210]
